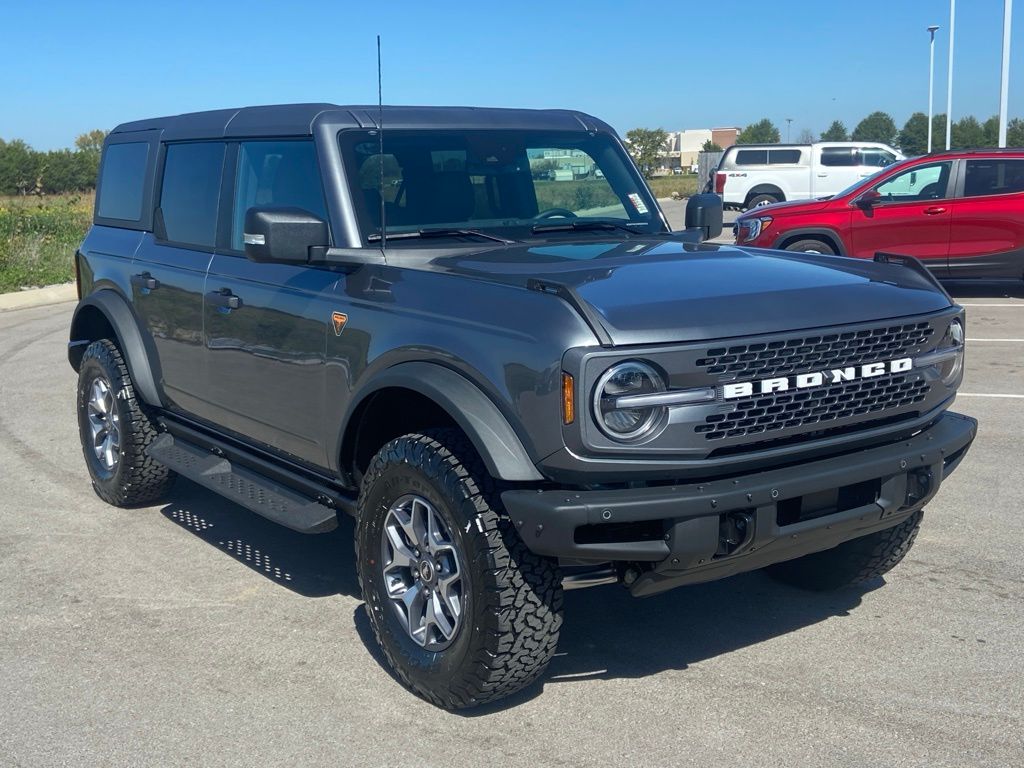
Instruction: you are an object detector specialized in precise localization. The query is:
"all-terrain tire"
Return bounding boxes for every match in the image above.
[765,511,923,591]
[356,429,563,710]
[784,238,836,255]
[76,339,175,506]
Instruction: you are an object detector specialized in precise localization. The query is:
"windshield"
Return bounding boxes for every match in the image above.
[834,163,903,199]
[340,130,664,243]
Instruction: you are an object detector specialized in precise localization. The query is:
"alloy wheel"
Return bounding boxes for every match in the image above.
[380,494,465,651]
[86,376,120,471]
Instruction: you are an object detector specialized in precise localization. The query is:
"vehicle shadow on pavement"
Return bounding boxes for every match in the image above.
[942,280,1024,299]
[159,479,878,713]
[350,570,879,716]
[548,573,876,684]
[159,478,361,599]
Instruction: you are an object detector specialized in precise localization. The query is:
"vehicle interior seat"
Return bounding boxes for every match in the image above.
[423,171,476,223]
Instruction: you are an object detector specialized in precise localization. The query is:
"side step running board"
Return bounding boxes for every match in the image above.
[146,433,339,534]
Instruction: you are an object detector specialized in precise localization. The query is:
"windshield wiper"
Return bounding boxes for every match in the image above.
[368,228,517,244]
[530,220,643,236]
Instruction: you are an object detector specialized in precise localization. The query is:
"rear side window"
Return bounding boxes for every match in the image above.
[860,148,898,168]
[769,149,802,164]
[96,142,149,221]
[734,149,768,165]
[820,148,858,167]
[963,159,1024,198]
[231,141,326,251]
[159,142,225,248]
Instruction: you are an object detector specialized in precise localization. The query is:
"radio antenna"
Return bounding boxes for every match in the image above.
[377,34,386,253]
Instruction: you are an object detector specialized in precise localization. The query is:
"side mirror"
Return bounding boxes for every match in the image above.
[243,207,329,264]
[855,189,882,209]
[684,193,724,241]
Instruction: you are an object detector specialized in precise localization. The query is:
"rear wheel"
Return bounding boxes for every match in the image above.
[76,339,175,506]
[765,511,923,591]
[356,429,563,710]
[746,193,780,209]
[784,238,836,255]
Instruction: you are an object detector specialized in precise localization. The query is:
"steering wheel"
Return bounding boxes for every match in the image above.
[535,208,578,220]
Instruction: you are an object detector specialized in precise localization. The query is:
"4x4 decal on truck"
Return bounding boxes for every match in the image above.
[722,357,913,399]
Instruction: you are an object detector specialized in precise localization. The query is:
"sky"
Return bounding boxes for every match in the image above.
[2,0,1022,150]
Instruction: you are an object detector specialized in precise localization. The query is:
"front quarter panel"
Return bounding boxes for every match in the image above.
[324,263,598,476]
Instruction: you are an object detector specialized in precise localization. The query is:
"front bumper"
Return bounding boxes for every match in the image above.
[502,411,976,596]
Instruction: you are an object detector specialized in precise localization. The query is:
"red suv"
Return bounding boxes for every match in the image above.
[734,150,1024,279]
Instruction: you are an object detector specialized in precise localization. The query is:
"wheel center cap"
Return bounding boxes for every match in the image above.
[418,559,435,583]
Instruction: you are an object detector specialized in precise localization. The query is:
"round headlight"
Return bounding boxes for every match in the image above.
[593,361,668,441]
[939,318,965,385]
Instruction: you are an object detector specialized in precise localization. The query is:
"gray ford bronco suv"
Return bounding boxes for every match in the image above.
[70,104,976,709]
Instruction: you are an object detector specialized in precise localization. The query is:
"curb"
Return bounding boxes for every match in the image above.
[0,283,78,313]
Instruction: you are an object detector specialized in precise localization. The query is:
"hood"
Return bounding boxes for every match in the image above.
[426,239,952,346]
[737,197,833,219]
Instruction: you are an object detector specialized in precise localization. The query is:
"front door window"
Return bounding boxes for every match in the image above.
[874,162,951,203]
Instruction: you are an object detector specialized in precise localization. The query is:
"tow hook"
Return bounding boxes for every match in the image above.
[715,511,755,559]
[906,469,934,506]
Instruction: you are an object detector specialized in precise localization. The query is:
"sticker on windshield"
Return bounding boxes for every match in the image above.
[627,193,649,214]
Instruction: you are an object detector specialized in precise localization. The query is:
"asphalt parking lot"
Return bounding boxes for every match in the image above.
[1,280,1022,767]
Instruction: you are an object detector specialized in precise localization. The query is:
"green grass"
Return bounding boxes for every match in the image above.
[645,175,699,200]
[0,193,92,293]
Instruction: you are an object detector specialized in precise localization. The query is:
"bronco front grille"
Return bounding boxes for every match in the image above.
[696,373,930,441]
[696,322,934,380]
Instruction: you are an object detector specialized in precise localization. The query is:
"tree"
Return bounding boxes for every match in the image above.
[0,138,40,195]
[820,120,848,141]
[1008,118,1024,147]
[625,127,668,178]
[931,114,947,148]
[852,112,897,145]
[982,115,1000,147]
[701,139,723,152]
[74,129,108,154]
[898,113,929,156]
[797,129,815,144]
[735,119,780,144]
[952,115,985,148]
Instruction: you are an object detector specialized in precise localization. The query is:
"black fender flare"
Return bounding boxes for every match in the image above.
[339,361,544,483]
[771,227,847,255]
[68,290,164,407]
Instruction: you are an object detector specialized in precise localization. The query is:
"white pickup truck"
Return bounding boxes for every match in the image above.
[713,142,903,210]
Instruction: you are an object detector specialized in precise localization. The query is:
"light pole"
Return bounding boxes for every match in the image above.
[785,118,793,142]
[998,0,1013,147]
[946,0,956,150]
[928,25,939,153]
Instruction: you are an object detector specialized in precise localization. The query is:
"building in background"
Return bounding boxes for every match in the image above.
[658,127,739,173]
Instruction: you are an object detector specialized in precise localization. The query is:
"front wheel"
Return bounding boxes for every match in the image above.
[765,511,923,591]
[784,238,836,255]
[356,429,563,710]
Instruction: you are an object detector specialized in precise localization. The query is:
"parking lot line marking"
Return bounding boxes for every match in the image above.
[965,338,1024,342]
[958,393,1024,399]
[959,303,1024,307]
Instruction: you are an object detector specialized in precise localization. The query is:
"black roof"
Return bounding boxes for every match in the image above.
[110,103,615,140]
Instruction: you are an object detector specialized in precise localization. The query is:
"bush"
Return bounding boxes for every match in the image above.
[0,194,92,291]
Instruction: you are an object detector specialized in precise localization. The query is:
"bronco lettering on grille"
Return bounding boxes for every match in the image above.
[722,358,914,400]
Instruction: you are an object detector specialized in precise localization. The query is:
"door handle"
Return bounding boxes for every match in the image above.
[923,206,947,215]
[131,272,159,291]
[207,288,241,310]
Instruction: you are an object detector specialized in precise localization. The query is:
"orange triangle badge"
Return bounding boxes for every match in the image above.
[331,312,348,336]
